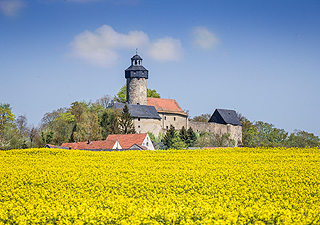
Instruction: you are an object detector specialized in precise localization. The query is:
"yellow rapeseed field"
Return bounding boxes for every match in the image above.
[0,147,319,224]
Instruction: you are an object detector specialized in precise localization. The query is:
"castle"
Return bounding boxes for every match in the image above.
[109,53,242,146]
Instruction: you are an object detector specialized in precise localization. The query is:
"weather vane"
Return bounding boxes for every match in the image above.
[136,48,138,55]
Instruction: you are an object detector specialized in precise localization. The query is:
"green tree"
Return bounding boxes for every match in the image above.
[119,104,135,134]
[100,108,121,139]
[162,125,176,148]
[115,85,127,103]
[0,103,18,149]
[194,132,235,148]
[115,85,161,103]
[147,88,161,98]
[171,132,187,149]
[73,111,101,142]
[194,132,211,148]
[52,112,75,145]
[0,103,16,132]
[286,130,320,147]
[186,127,197,147]
[254,121,288,147]
[239,115,257,147]
[179,126,188,144]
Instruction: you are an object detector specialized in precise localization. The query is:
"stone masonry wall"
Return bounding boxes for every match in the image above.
[159,113,188,132]
[127,78,147,105]
[133,118,162,136]
[189,121,242,146]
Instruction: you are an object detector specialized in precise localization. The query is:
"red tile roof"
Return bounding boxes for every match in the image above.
[147,98,187,116]
[106,133,147,149]
[61,140,118,150]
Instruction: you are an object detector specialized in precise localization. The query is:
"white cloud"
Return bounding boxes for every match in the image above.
[70,25,184,67]
[0,0,25,17]
[192,26,219,49]
[148,37,183,61]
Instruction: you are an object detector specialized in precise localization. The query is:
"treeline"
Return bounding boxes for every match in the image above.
[239,115,320,147]
[0,96,135,150]
[1,99,320,150]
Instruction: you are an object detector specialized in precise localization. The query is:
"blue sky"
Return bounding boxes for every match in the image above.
[1,0,320,137]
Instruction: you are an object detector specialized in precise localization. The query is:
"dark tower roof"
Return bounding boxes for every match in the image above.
[209,109,241,126]
[131,54,143,60]
[125,53,148,79]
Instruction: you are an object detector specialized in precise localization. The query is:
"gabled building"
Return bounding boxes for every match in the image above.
[188,109,242,146]
[209,109,241,126]
[106,133,154,150]
[147,97,188,131]
[109,102,162,135]
[61,139,121,150]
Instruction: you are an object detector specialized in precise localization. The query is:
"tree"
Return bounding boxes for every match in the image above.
[115,85,127,103]
[95,95,112,109]
[0,103,17,150]
[100,108,121,139]
[286,130,320,147]
[115,85,160,103]
[73,111,101,142]
[162,125,176,148]
[16,115,28,138]
[186,127,197,147]
[191,114,211,122]
[239,115,257,147]
[194,132,235,148]
[51,112,75,145]
[179,126,188,143]
[119,104,135,134]
[0,103,16,132]
[171,132,187,149]
[254,121,288,147]
[29,125,40,148]
[147,88,160,98]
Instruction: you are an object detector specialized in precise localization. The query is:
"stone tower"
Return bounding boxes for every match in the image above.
[125,53,149,105]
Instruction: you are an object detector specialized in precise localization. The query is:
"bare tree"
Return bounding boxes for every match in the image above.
[95,95,112,109]
[29,125,39,148]
[16,115,28,138]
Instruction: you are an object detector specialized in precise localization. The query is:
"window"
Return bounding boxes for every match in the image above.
[166,126,168,129]
[146,142,148,146]
[174,117,176,121]
[138,118,140,121]
[138,125,140,128]
[164,116,166,120]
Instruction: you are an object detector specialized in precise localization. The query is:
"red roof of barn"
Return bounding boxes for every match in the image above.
[106,133,147,149]
[61,140,118,150]
[147,98,187,116]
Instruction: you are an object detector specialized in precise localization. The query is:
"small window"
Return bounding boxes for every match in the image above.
[164,116,166,120]
[138,118,140,121]
[138,125,140,128]
[166,126,168,129]
[174,117,176,121]
[146,142,148,146]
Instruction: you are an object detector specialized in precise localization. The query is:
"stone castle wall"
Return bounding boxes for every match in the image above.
[189,121,242,146]
[133,118,162,136]
[158,112,188,131]
[127,78,147,105]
